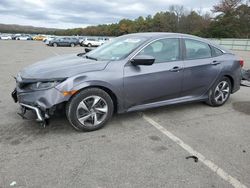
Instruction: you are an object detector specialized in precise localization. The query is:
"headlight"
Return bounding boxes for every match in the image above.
[29,81,60,90]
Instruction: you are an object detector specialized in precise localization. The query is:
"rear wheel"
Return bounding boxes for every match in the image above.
[70,43,75,47]
[53,43,57,47]
[66,88,114,131]
[88,43,92,47]
[206,77,231,107]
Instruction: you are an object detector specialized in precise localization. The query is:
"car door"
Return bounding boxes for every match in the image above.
[181,38,222,98]
[65,38,71,46]
[57,38,63,46]
[93,39,99,46]
[123,38,184,109]
[60,38,68,46]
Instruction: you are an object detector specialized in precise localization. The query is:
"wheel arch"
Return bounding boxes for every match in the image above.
[224,75,234,93]
[70,85,118,113]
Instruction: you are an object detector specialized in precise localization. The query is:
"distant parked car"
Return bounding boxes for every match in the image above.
[1,35,12,40]
[81,38,105,47]
[44,36,56,44]
[33,35,46,41]
[48,37,79,47]
[16,35,32,40]
[11,34,21,40]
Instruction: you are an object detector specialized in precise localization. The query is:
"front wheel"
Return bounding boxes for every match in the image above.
[66,88,114,131]
[206,77,231,107]
[70,43,75,47]
[53,43,57,47]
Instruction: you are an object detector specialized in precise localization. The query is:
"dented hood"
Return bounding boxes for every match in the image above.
[20,54,109,79]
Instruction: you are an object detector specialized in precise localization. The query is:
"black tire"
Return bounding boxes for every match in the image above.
[206,77,231,107]
[53,43,57,47]
[66,88,114,131]
[88,43,92,47]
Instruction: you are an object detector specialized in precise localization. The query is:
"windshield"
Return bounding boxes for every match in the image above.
[85,35,148,61]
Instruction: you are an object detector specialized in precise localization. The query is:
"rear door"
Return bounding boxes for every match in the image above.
[58,38,66,46]
[123,38,184,109]
[181,38,222,98]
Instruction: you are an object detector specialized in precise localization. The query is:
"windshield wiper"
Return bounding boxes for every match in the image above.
[86,55,98,61]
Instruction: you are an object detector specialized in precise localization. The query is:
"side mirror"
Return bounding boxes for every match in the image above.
[85,48,93,53]
[130,55,155,66]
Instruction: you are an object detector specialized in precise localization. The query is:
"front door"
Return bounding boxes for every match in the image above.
[123,38,184,109]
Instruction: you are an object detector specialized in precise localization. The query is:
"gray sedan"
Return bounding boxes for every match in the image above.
[12,33,242,131]
[48,37,79,47]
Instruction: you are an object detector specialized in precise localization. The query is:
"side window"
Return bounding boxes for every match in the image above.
[184,39,212,60]
[138,38,180,63]
[211,46,223,57]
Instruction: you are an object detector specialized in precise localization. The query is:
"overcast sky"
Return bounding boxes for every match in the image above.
[0,0,219,29]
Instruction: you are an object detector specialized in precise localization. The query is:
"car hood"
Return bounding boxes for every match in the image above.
[19,54,109,80]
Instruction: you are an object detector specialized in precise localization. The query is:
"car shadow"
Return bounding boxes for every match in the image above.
[0,102,210,146]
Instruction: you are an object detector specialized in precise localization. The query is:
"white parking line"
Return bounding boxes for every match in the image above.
[142,114,247,188]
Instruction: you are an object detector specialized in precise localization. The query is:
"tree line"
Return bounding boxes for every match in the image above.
[55,0,250,38]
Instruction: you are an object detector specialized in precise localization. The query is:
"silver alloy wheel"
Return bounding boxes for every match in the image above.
[214,81,230,104]
[76,95,108,126]
[71,43,75,47]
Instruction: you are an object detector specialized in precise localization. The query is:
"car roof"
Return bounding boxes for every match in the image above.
[125,32,231,53]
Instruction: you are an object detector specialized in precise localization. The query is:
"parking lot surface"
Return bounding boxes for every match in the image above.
[0,40,249,188]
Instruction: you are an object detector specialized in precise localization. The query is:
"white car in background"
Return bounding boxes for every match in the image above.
[43,36,56,44]
[81,38,103,47]
[0,35,12,40]
[16,35,32,40]
[81,37,110,47]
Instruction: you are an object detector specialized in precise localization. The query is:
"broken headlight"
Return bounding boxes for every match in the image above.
[29,81,60,91]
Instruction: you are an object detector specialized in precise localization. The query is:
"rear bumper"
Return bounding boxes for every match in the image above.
[231,69,242,94]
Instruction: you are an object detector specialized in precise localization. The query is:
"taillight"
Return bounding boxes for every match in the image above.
[239,60,244,67]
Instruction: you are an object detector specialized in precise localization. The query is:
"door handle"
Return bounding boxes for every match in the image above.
[169,66,182,72]
[211,60,221,65]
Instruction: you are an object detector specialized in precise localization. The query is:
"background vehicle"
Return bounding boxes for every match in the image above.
[43,36,56,43]
[48,37,79,47]
[81,38,105,47]
[13,33,242,131]
[33,35,46,41]
[0,35,12,40]
[16,35,32,40]
[11,34,21,40]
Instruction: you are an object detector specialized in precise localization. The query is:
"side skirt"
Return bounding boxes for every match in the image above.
[126,95,208,113]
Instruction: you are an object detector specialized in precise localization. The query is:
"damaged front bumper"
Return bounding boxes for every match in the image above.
[19,103,45,122]
[11,85,69,126]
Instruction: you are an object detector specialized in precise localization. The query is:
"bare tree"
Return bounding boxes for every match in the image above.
[212,0,242,13]
[169,5,185,31]
[169,5,184,20]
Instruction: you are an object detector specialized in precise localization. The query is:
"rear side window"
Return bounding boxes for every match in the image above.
[211,46,223,57]
[184,39,212,60]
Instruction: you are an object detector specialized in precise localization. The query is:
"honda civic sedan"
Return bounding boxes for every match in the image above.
[12,33,243,131]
